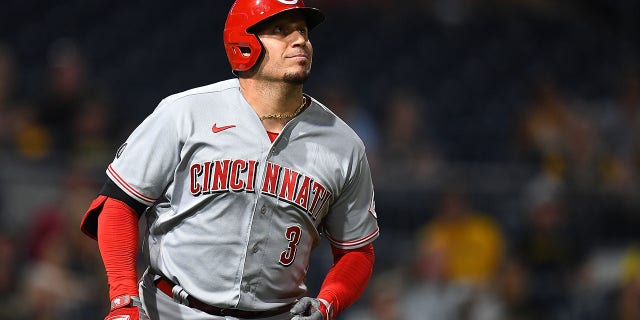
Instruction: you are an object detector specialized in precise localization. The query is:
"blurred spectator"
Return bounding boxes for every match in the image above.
[376,88,445,189]
[513,174,584,319]
[596,72,640,194]
[38,38,93,156]
[19,166,107,319]
[320,82,381,155]
[401,223,474,320]
[617,276,640,320]
[586,72,640,244]
[0,43,17,150]
[399,188,506,320]
[12,100,52,161]
[515,79,573,177]
[562,110,604,192]
[70,94,116,174]
[0,44,14,103]
[21,225,87,320]
[418,188,505,286]
[616,245,640,320]
[0,233,28,320]
[494,256,536,320]
[0,43,16,234]
[562,246,625,320]
[0,44,53,160]
[342,270,405,320]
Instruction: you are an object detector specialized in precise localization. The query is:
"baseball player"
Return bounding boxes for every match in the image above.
[80,1,379,319]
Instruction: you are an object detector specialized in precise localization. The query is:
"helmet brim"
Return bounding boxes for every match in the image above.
[247,7,325,33]
[299,7,325,30]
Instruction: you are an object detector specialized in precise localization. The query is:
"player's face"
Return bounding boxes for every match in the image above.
[254,12,313,84]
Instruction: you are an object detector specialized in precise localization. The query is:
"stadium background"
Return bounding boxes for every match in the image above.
[0,0,639,319]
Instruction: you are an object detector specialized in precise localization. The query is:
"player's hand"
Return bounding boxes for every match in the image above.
[290,297,332,320]
[105,295,150,320]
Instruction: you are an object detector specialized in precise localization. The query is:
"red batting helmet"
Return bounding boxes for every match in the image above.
[223,0,324,72]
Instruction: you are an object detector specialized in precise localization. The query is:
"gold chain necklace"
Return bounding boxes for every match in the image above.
[260,96,307,121]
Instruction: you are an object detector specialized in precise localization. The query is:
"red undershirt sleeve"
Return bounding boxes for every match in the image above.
[97,197,140,299]
[317,243,375,317]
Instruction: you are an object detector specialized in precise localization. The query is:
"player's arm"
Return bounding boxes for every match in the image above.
[80,178,150,320]
[291,243,375,320]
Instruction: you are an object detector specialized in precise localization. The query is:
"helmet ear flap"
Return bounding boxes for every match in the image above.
[223,32,263,72]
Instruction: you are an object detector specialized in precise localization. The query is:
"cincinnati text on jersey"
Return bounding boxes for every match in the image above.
[189,159,332,220]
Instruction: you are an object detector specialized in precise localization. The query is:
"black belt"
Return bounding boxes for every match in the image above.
[154,275,293,318]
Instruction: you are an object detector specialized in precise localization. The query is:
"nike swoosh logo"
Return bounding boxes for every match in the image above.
[212,123,236,133]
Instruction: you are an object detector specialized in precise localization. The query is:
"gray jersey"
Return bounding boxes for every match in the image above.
[107,78,379,311]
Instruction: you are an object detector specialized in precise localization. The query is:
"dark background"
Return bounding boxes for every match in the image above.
[0,1,639,319]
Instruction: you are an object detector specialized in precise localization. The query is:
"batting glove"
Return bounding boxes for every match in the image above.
[105,295,150,320]
[290,297,333,320]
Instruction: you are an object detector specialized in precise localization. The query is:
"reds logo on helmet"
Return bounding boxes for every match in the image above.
[223,0,324,72]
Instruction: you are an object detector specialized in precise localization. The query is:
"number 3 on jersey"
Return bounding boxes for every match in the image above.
[279,225,301,266]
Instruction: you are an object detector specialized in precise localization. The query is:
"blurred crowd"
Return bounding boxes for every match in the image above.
[1,0,639,319]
